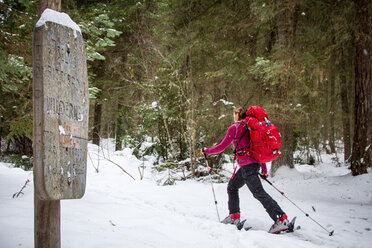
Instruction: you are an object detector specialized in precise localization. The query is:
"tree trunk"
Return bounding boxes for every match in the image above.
[92,102,102,146]
[339,49,352,162]
[271,1,295,175]
[329,63,336,154]
[0,117,2,157]
[183,14,197,177]
[115,104,123,151]
[322,72,331,154]
[38,0,61,16]
[348,53,355,146]
[322,73,331,154]
[369,0,372,167]
[350,0,370,176]
[271,122,294,175]
[369,0,372,141]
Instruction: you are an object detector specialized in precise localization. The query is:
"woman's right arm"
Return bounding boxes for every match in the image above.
[204,125,235,154]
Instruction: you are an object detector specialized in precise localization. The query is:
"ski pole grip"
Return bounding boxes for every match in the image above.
[200,142,208,160]
[259,173,272,185]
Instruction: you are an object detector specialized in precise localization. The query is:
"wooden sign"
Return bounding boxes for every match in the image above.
[33,10,88,200]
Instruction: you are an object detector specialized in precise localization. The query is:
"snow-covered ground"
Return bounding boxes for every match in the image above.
[1,142,372,248]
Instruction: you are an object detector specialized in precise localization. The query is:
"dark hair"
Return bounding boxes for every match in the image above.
[234,107,246,121]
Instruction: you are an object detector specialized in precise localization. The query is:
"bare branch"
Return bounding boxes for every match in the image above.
[91,148,136,181]
[13,179,30,198]
[88,151,99,173]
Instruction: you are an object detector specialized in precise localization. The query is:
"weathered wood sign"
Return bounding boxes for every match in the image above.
[33,9,88,200]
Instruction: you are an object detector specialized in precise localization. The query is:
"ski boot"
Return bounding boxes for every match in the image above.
[269,214,289,234]
[221,212,240,225]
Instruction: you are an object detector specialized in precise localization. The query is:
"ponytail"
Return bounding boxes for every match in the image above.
[234,107,246,121]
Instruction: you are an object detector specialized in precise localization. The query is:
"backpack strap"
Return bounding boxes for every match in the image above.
[233,123,249,156]
[231,123,250,180]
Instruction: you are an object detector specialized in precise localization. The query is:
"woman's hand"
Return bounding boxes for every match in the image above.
[260,163,267,178]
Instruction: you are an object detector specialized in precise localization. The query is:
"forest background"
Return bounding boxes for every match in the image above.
[0,0,371,177]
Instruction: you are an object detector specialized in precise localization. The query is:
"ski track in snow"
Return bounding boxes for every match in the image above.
[1,142,371,248]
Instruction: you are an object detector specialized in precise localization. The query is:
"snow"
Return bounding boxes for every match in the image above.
[1,141,372,248]
[213,99,234,107]
[35,8,81,38]
[59,125,66,135]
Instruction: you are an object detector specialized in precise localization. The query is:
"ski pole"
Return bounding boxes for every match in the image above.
[200,142,220,222]
[259,173,334,236]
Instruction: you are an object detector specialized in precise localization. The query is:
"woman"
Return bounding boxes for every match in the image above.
[203,107,289,234]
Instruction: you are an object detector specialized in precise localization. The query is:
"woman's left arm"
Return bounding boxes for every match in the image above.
[204,125,235,154]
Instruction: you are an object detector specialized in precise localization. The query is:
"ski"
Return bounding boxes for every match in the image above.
[287,217,298,232]
[236,219,252,231]
[272,217,300,234]
[236,217,300,233]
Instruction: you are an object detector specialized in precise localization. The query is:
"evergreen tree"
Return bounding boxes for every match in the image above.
[350,0,371,175]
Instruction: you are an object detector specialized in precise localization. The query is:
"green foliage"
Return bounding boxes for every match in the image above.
[249,57,283,87]
[0,1,36,155]
[154,161,178,172]
[161,177,176,186]
[6,113,32,143]
[79,8,122,62]
[0,52,33,151]
[7,154,33,171]
[4,55,32,88]
[88,87,101,99]
[70,2,122,86]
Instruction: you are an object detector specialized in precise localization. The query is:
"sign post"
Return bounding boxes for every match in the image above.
[33,8,89,248]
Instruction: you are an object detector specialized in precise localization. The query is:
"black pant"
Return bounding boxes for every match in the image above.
[227,163,285,221]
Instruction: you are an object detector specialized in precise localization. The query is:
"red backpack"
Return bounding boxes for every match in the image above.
[236,106,281,163]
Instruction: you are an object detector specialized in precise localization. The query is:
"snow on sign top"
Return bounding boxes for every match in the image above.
[35,8,81,36]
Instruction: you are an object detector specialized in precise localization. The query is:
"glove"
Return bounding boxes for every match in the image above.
[260,163,267,179]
